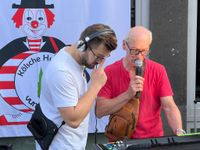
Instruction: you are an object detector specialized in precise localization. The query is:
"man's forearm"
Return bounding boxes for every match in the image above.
[96,92,131,118]
[165,105,184,134]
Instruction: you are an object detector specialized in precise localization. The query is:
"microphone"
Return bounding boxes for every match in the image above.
[134,59,144,98]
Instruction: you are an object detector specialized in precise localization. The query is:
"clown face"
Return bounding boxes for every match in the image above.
[22,9,47,39]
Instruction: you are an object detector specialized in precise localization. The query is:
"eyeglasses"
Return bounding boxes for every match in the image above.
[126,41,147,55]
[88,45,110,61]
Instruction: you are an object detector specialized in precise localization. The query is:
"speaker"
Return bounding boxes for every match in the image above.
[77,29,114,51]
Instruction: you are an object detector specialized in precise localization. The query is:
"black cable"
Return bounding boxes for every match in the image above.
[94,116,98,144]
[94,102,98,144]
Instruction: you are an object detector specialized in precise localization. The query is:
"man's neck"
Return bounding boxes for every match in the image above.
[65,45,82,65]
[123,57,135,71]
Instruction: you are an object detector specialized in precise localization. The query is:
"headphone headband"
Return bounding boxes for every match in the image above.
[84,29,114,43]
[77,29,114,51]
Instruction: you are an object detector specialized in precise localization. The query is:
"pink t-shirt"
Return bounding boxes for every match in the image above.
[98,58,173,139]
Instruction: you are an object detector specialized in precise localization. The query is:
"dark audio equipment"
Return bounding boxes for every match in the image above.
[95,133,200,150]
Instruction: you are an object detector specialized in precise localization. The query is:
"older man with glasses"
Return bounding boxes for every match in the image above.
[95,26,185,142]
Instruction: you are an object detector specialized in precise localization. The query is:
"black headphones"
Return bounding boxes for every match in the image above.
[77,29,114,51]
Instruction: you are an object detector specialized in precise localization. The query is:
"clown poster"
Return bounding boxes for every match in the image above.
[0,0,130,137]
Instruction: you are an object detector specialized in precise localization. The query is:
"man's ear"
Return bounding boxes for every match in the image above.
[122,40,126,50]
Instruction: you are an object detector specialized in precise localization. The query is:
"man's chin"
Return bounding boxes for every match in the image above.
[85,64,95,69]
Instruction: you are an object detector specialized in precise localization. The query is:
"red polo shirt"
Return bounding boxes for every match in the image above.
[98,58,173,139]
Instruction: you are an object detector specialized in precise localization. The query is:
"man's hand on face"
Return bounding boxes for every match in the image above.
[90,60,107,89]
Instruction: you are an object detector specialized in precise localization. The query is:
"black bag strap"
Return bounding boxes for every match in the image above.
[84,68,90,83]
[60,121,65,126]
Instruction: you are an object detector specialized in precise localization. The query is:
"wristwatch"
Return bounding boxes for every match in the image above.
[175,129,186,135]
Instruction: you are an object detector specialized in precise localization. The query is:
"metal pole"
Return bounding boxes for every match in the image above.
[194,100,197,133]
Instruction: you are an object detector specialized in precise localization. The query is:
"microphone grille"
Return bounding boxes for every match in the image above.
[135,59,143,67]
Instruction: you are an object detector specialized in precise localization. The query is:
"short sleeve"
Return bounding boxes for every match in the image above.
[158,66,174,97]
[47,70,78,107]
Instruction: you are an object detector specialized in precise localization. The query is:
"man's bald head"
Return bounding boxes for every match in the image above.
[125,26,152,47]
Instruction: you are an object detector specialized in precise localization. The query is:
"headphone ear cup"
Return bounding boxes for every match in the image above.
[77,40,86,52]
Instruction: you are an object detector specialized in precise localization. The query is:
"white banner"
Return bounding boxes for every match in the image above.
[0,0,130,137]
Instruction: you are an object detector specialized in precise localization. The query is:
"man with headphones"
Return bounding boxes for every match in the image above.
[38,23,117,150]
